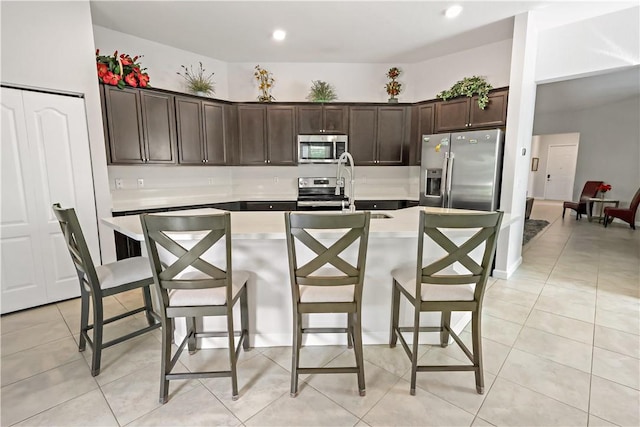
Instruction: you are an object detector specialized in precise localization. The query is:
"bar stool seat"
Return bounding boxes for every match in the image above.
[391,264,475,301]
[95,257,156,291]
[169,271,250,306]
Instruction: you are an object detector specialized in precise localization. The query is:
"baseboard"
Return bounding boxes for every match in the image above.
[492,256,523,279]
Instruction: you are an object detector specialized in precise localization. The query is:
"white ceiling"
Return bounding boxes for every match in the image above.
[89,1,636,64]
[89,1,639,113]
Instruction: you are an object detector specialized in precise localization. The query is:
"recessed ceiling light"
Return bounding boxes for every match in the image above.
[445,5,463,18]
[273,29,286,41]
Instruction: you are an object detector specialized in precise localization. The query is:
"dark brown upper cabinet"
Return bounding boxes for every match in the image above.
[434,89,508,133]
[297,105,348,134]
[102,85,176,164]
[238,104,296,165]
[175,96,228,165]
[410,102,435,165]
[349,106,408,166]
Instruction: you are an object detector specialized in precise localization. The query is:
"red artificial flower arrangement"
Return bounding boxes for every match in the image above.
[597,183,612,193]
[96,50,150,89]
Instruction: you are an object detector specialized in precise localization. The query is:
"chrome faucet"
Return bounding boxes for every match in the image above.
[336,151,356,212]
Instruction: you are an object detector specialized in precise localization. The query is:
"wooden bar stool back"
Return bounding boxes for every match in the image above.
[390,210,503,395]
[52,203,160,376]
[285,211,371,397]
[140,212,250,403]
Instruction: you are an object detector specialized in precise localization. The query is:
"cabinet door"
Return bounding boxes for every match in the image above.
[103,86,145,163]
[203,102,227,165]
[377,106,406,165]
[238,105,267,165]
[267,106,296,165]
[175,97,204,164]
[434,98,470,132]
[469,89,508,128]
[349,107,377,165]
[410,103,435,165]
[140,91,176,163]
[297,106,323,133]
[323,106,348,133]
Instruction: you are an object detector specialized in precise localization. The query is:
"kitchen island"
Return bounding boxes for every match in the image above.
[102,206,516,348]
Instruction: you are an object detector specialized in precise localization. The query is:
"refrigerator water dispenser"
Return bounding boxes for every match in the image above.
[425,168,442,197]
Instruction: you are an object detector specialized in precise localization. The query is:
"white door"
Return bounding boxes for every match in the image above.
[544,144,578,201]
[1,88,99,313]
[1,89,49,311]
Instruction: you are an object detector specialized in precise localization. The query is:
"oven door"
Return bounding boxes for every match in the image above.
[296,200,345,211]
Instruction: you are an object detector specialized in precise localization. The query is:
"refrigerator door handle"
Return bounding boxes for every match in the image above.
[446,153,455,208]
[440,155,448,197]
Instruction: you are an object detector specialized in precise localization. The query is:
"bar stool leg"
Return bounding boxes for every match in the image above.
[91,296,104,376]
[390,281,400,347]
[353,311,366,396]
[79,288,89,352]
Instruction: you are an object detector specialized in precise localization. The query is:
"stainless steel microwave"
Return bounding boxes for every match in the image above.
[298,134,348,164]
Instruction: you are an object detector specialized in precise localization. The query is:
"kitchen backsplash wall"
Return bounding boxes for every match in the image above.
[108,165,419,209]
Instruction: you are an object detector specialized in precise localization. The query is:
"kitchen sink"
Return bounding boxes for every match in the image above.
[370,213,393,219]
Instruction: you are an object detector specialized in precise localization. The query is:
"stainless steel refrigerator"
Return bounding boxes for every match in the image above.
[419,129,503,211]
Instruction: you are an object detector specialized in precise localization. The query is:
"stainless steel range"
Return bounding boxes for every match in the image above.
[297,177,347,211]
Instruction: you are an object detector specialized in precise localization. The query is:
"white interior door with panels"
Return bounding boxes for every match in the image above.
[544,144,578,201]
[1,87,100,314]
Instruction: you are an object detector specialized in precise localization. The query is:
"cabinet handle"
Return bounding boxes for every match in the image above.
[267,159,271,164]
[264,160,267,163]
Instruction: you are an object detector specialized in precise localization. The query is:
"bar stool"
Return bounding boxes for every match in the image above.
[389,210,503,395]
[52,203,160,376]
[285,211,371,397]
[140,212,250,403]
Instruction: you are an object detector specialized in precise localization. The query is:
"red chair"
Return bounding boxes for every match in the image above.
[562,181,603,220]
[604,187,640,230]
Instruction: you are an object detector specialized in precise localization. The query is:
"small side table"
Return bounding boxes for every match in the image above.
[586,197,619,223]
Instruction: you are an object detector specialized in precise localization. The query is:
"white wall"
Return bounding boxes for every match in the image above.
[227,62,412,103]
[529,133,580,199]
[93,25,229,98]
[536,7,640,83]
[94,25,513,104]
[410,39,514,100]
[494,12,539,279]
[1,1,115,262]
[533,96,640,208]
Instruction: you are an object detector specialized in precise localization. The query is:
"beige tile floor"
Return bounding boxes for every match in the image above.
[2,200,639,426]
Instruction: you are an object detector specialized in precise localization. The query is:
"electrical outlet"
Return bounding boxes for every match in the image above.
[208,178,215,185]
[137,178,144,188]
[115,179,123,189]
[274,176,279,183]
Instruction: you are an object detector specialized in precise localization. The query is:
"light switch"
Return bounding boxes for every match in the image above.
[137,178,144,188]
[115,179,123,189]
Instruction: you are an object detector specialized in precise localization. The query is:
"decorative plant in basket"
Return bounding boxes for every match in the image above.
[254,65,275,102]
[436,76,493,109]
[96,50,149,89]
[307,80,338,102]
[177,62,215,96]
[385,67,402,102]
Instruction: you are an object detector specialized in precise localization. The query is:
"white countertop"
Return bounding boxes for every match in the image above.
[102,206,517,241]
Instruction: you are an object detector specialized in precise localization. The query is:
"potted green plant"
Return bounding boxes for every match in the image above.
[307,80,338,102]
[177,62,215,96]
[436,76,493,109]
